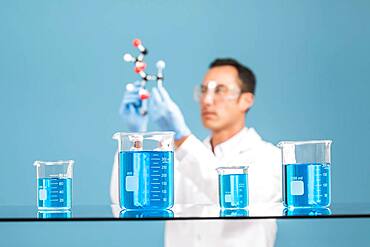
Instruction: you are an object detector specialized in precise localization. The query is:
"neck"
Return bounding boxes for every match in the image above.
[210,120,245,151]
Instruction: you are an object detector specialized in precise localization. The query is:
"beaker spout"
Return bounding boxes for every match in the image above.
[112,132,121,141]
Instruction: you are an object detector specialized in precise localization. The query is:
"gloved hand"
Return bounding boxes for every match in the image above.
[149,85,191,140]
[119,82,148,132]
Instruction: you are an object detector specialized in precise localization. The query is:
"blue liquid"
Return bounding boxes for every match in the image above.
[120,209,174,218]
[37,178,72,210]
[283,163,331,208]
[119,151,174,210]
[220,209,249,217]
[218,174,248,209]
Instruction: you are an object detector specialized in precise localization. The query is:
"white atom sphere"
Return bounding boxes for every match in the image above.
[156,60,166,69]
[126,83,135,91]
[123,53,133,62]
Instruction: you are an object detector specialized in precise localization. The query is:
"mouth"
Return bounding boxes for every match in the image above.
[201,111,217,118]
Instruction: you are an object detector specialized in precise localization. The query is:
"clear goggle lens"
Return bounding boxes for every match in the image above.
[193,81,241,102]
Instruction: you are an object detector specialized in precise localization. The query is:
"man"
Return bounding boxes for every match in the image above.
[111,58,282,247]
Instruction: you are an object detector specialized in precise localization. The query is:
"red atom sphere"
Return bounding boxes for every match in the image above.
[133,39,141,47]
[134,66,145,73]
[134,62,146,73]
[140,93,150,100]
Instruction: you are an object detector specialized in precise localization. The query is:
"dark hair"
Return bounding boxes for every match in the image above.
[209,58,256,94]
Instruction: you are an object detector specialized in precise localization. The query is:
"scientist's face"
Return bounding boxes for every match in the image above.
[199,66,253,132]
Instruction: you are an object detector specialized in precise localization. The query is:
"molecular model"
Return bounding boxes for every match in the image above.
[123,39,166,109]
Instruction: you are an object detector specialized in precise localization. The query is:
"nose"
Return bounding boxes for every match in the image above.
[201,92,214,105]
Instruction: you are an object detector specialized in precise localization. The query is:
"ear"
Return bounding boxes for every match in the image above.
[238,92,254,112]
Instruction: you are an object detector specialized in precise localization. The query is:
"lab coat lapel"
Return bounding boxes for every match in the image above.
[203,127,263,165]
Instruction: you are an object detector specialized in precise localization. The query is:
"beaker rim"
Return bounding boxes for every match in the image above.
[277,140,332,147]
[33,160,75,166]
[216,166,249,174]
[112,131,175,139]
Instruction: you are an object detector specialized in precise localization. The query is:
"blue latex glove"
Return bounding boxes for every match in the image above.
[149,85,191,140]
[119,82,148,132]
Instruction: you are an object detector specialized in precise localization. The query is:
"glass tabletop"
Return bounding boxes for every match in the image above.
[0,203,370,221]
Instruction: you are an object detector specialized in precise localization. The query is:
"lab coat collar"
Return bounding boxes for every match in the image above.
[204,127,262,158]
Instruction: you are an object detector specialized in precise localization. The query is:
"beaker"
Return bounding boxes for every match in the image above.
[34,160,74,211]
[277,140,332,209]
[216,166,249,209]
[113,131,174,210]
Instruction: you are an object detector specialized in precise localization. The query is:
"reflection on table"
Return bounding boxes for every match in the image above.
[220,209,249,217]
[283,207,332,216]
[0,203,368,220]
[37,210,72,219]
[120,209,174,218]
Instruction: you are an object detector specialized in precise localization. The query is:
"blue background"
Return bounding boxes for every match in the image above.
[1,0,370,246]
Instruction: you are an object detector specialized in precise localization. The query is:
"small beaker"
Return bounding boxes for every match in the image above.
[278,140,332,208]
[113,131,175,210]
[34,160,74,211]
[216,166,249,209]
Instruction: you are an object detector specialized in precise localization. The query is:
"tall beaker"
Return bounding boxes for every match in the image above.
[278,140,332,208]
[34,160,74,211]
[113,131,174,210]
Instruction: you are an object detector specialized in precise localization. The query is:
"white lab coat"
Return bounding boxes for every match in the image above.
[110,127,282,247]
[165,127,282,247]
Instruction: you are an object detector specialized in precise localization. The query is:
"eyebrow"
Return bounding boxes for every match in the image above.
[215,84,228,87]
[201,82,231,87]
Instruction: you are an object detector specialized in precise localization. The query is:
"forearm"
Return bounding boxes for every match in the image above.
[174,135,190,149]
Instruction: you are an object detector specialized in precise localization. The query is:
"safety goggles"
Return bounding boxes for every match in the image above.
[193,80,241,103]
